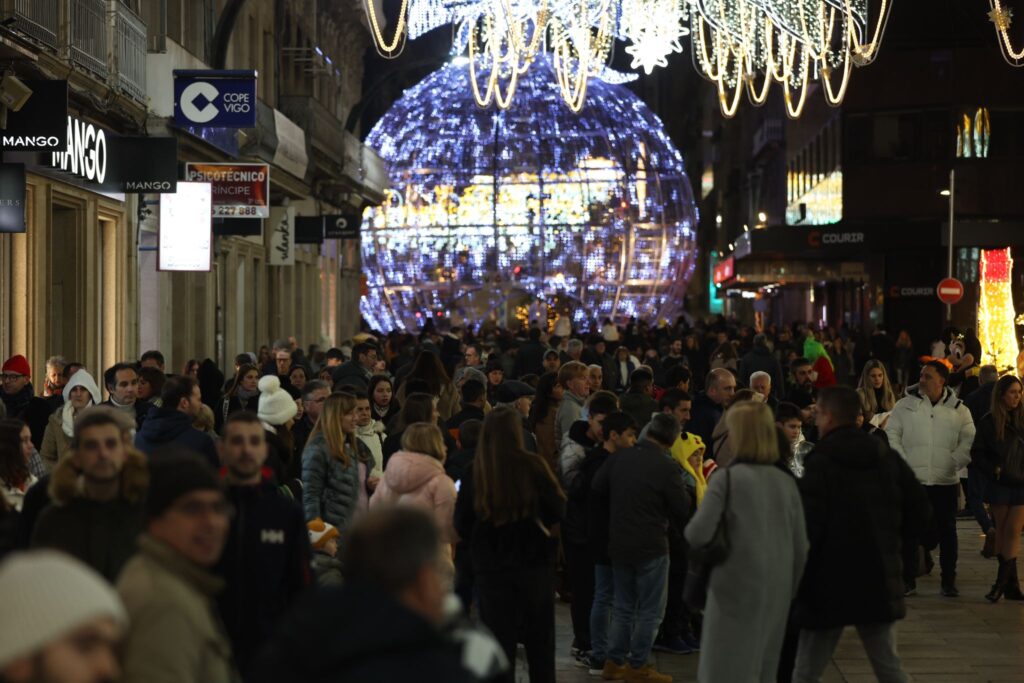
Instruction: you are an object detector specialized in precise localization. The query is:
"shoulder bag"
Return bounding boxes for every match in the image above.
[683,467,731,610]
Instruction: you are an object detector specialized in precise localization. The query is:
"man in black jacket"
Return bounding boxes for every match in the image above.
[134,376,218,468]
[101,362,152,432]
[216,411,311,681]
[331,342,378,393]
[688,368,735,452]
[592,413,691,683]
[255,507,487,683]
[792,386,931,683]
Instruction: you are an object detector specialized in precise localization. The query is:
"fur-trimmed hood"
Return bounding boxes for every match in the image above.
[48,446,149,505]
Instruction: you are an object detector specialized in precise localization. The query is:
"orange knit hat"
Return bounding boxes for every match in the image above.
[307,518,340,551]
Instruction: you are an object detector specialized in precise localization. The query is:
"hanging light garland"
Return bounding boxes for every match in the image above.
[360,0,891,115]
[988,0,1024,66]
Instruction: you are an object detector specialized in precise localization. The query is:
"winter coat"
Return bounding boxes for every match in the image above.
[619,391,658,432]
[970,413,1024,486]
[301,432,372,532]
[251,582,473,683]
[356,421,386,476]
[2,383,51,450]
[31,447,148,582]
[885,387,975,486]
[591,440,691,565]
[331,359,373,393]
[310,551,343,587]
[215,393,259,434]
[118,535,239,683]
[216,480,311,678]
[685,463,808,683]
[534,400,560,471]
[796,427,931,629]
[39,411,71,472]
[964,383,996,425]
[370,451,457,544]
[559,420,597,488]
[738,346,785,400]
[554,390,586,451]
[454,462,565,574]
[688,392,724,453]
[134,405,219,469]
[564,445,609,548]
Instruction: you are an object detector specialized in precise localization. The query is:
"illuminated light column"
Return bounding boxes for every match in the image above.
[977,247,1018,372]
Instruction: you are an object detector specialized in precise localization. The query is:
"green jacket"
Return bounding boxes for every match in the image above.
[117,535,239,683]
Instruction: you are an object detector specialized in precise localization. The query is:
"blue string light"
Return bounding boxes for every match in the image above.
[361,58,698,331]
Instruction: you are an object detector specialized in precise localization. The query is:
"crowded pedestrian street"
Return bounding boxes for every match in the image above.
[6,1,1024,683]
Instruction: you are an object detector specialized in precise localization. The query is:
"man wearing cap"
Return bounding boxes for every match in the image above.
[134,376,218,469]
[0,550,126,683]
[216,411,311,680]
[496,379,539,452]
[32,407,148,583]
[117,450,237,683]
[2,354,52,450]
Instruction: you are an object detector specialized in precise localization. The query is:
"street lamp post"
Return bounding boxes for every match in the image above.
[947,168,956,321]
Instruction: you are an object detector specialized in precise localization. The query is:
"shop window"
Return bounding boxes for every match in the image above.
[957,247,980,284]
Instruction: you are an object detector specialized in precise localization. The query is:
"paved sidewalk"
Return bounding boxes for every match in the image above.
[516,521,1024,682]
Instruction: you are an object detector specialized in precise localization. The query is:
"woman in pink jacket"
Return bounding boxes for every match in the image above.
[370,421,457,551]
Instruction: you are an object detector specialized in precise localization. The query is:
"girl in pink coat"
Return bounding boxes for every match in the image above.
[370,421,457,552]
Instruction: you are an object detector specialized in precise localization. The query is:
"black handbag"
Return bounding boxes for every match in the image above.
[683,468,731,610]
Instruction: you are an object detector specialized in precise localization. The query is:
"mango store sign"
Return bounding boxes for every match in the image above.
[50,117,107,183]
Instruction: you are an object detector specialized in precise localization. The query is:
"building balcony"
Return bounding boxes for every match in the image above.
[1,0,147,103]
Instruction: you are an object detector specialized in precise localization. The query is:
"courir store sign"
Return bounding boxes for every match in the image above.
[47,116,178,193]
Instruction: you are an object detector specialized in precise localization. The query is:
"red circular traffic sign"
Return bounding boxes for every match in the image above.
[936,277,964,305]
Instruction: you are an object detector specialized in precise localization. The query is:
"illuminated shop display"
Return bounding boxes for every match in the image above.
[786,170,842,225]
[978,248,1018,372]
[361,59,698,332]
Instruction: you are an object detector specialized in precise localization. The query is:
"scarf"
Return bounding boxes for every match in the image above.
[235,386,259,402]
[681,455,708,505]
[61,401,92,438]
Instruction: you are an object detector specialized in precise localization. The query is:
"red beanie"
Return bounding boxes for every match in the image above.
[2,355,30,377]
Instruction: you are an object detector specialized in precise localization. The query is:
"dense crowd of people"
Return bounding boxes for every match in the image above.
[0,316,1018,683]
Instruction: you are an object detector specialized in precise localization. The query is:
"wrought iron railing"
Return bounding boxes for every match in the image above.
[70,0,108,78]
[3,0,60,50]
[111,1,146,102]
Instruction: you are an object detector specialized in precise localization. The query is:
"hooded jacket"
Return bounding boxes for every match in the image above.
[370,451,457,544]
[31,446,148,582]
[251,583,473,683]
[885,387,975,486]
[216,479,311,679]
[134,405,218,469]
[796,426,931,628]
[39,370,103,470]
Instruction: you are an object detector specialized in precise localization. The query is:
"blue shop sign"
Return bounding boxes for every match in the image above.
[173,70,257,128]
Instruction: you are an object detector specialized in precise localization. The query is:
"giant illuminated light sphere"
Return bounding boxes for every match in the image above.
[361,58,698,332]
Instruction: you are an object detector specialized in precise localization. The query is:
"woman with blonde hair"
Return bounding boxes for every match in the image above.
[371,421,458,555]
[302,392,375,532]
[856,359,897,424]
[454,406,566,683]
[685,401,809,683]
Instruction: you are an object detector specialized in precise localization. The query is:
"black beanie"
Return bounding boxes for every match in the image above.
[145,450,223,521]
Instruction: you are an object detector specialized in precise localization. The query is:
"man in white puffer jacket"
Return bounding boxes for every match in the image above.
[886,360,975,598]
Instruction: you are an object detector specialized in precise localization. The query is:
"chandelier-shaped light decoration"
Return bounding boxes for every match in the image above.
[689,0,893,118]
[360,59,698,332]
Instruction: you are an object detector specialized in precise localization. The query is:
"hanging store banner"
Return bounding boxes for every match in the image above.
[295,216,324,244]
[184,162,270,217]
[324,213,362,239]
[173,70,257,128]
[159,182,212,272]
[272,110,309,179]
[46,116,177,192]
[268,206,295,266]
[0,164,26,233]
[213,217,262,237]
[0,80,68,152]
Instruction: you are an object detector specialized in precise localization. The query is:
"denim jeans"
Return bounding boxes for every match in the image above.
[792,623,907,683]
[590,564,614,662]
[608,555,670,669]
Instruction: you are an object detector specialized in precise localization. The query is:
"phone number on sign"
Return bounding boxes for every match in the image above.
[213,205,268,217]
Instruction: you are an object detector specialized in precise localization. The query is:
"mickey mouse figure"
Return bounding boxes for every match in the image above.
[946,331,982,396]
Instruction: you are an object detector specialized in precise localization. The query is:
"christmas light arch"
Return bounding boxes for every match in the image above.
[360,59,699,332]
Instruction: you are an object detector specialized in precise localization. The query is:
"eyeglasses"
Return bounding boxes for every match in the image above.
[1,373,24,382]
